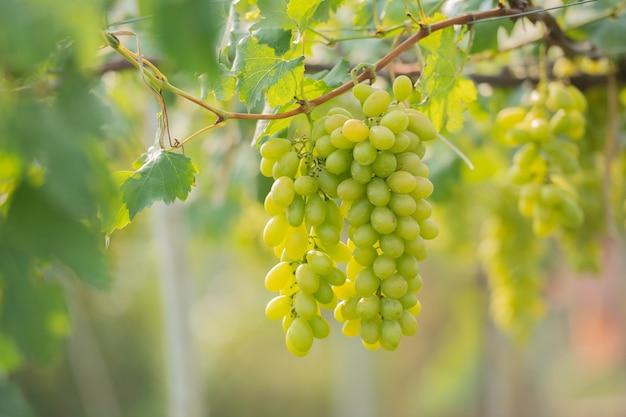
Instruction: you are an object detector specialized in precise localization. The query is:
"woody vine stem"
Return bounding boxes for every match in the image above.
[104,2,594,150]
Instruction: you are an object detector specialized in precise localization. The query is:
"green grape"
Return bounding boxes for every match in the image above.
[314,135,336,158]
[314,221,341,247]
[325,114,350,134]
[293,290,318,319]
[546,81,573,111]
[406,109,437,141]
[558,194,583,227]
[260,157,276,178]
[330,127,356,150]
[389,132,411,154]
[381,274,408,298]
[396,215,420,240]
[328,107,354,118]
[381,319,402,349]
[314,280,335,304]
[351,160,374,184]
[264,192,285,216]
[354,267,381,296]
[372,253,396,279]
[371,151,397,178]
[326,149,353,175]
[370,206,397,234]
[306,250,333,275]
[360,318,382,344]
[342,319,361,337]
[265,261,294,292]
[353,83,376,103]
[260,138,292,159]
[380,110,409,134]
[265,295,292,320]
[407,273,423,293]
[388,192,417,217]
[351,223,380,247]
[398,310,418,336]
[380,297,403,320]
[566,110,585,139]
[403,131,421,153]
[396,253,419,279]
[353,140,378,165]
[410,176,434,199]
[398,291,418,309]
[284,225,308,260]
[343,119,370,142]
[512,143,539,169]
[362,90,391,118]
[347,198,375,227]
[353,245,378,266]
[418,218,439,240]
[396,152,422,175]
[324,199,342,228]
[337,178,366,201]
[305,193,326,226]
[356,295,380,319]
[567,84,587,112]
[528,117,551,142]
[379,232,404,259]
[294,175,319,196]
[309,315,330,339]
[286,194,305,227]
[496,106,527,129]
[273,150,300,178]
[404,236,427,260]
[367,177,391,206]
[393,75,414,101]
[341,296,360,320]
[263,213,288,247]
[549,108,571,135]
[286,317,314,353]
[296,263,320,294]
[317,169,341,198]
[271,176,296,207]
[323,267,347,286]
[386,171,416,194]
[369,125,396,150]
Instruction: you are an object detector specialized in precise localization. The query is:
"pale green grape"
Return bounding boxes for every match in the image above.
[273,150,300,179]
[294,175,319,196]
[304,193,326,226]
[356,295,380,319]
[418,218,439,240]
[351,160,374,184]
[380,297,403,320]
[260,157,276,178]
[325,114,350,134]
[351,223,380,247]
[286,317,314,353]
[398,310,418,336]
[330,127,356,150]
[381,319,402,349]
[388,193,417,217]
[265,295,292,320]
[353,140,378,165]
[359,318,381,344]
[371,151,397,178]
[396,253,419,279]
[367,177,391,206]
[343,119,370,142]
[362,90,391,118]
[347,198,375,227]
[306,250,333,275]
[260,138,292,159]
[326,149,353,175]
[314,280,335,304]
[353,245,378,267]
[406,109,437,141]
[380,110,409,134]
[353,83,376,103]
[293,290,318,319]
[354,267,381,296]
[389,132,410,154]
[387,171,416,194]
[309,315,330,338]
[370,206,396,234]
[410,177,434,199]
[265,261,294,292]
[263,213,288,247]
[381,274,408,298]
[372,253,395,279]
[317,169,341,198]
[369,125,396,150]
[296,263,320,294]
[396,215,420,240]
[379,232,404,259]
[337,178,366,201]
[314,135,336,158]
[283,225,308,260]
[392,75,414,102]
[271,176,296,207]
[286,194,305,227]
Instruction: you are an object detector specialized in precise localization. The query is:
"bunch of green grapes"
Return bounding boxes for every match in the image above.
[258,75,439,354]
[259,133,351,356]
[478,189,546,340]
[496,80,587,237]
[315,76,437,351]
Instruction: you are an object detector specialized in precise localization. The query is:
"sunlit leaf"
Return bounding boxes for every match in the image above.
[121,149,199,220]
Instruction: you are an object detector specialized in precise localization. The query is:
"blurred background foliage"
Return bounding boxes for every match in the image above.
[1,0,626,416]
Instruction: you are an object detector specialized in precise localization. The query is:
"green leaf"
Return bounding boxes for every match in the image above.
[120,149,199,220]
[100,171,132,235]
[311,0,344,22]
[417,20,477,132]
[256,28,293,56]
[233,36,305,109]
[287,0,322,30]
[315,58,351,88]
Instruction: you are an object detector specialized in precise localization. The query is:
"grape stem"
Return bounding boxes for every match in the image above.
[436,133,474,171]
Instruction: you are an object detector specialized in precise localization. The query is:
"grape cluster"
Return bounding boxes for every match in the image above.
[496,80,587,236]
[259,75,439,354]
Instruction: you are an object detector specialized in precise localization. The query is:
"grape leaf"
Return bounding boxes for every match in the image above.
[256,28,293,56]
[120,148,199,220]
[287,0,322,31]
[233,36,305,109]
[311,0,344,22]
[417,21,477,132]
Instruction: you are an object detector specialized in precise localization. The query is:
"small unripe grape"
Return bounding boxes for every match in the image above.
[373,253,396,279]
[362,90,392,118]
[317,169,341,198]
[314,135,336,158]
[337,178,366,201]
[412,199,432,221]
[343,119,370,142]
[357,295,380,319]
[389,193,416,217]
[314,281,334,305]
[323,267,347,286]
[351,160,374,184]
[379,232,404,259]
[396,252,419,279]
[326,149,353,175]
[347,198,375,227]
[286,195,305,227]
[419,218,439,240]
[396,215,420,240]
[381,319,402,349]
[389,132,410,154]
[360,318,382,344]
[387,170,417,194]
[398,310,418,336]
[351,223,379,248]
[354,267,381,296]
[393,75,414,101]
[353,245,378,267]
[309,315,330,339]
[410,177,434,199]
[293,291,318,319]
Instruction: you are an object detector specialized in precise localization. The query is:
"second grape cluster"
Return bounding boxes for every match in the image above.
[259,76,439,355]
